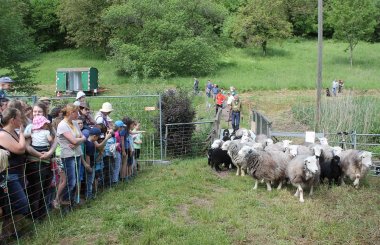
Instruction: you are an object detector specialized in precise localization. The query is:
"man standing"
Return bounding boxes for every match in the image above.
[193,78,199,95]
[231,94,242,133]
[0,76,15,99]
[332,79,338,96]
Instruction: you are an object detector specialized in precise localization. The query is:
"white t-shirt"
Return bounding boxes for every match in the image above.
[31,129,51,147]
[57,120,83,158]
[227,95,235,105]
[95,111,112,127]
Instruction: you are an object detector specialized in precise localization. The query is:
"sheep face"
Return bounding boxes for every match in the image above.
[332,146,343,157]
[238,145,252,157]
[211,139,223,149]
[318,137,329,146]
[288,145,298,157]
[266,139,274,146]
[241,135,250,143]
[359,151,372,168]
[221,140,231,151]
[303,156,318,180]
[312,145,322,158]
[282,140,292,150]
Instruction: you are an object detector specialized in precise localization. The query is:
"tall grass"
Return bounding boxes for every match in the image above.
[22,39,380,96]
[292,91,380,134]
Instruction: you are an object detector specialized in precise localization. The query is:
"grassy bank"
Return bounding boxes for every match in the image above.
[30,39,380,96]
[23,159,380,244]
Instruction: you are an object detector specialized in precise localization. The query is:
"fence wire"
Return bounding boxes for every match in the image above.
[164,121,213,159]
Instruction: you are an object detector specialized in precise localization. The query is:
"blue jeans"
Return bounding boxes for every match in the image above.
[85,168,95,199]
[113,152,121,183]
[6,174,29,217]
[61,156,80,203]
[232,111,240,130]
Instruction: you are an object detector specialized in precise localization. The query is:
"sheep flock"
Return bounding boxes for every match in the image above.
[207,128,373,203]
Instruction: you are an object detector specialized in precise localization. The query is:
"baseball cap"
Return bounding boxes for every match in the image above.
[89,127,101,136]
[0,77,14,83]
[76,91,86,100]
[115,120,126,127]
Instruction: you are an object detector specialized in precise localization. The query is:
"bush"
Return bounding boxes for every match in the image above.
[155,89,196,157]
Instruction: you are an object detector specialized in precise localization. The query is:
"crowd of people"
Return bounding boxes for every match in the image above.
[203,79,242,134]
[0,76,144,240]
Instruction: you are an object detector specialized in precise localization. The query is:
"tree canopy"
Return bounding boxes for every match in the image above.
[327,0,378,66]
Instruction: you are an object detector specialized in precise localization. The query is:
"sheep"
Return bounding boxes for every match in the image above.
[288,144,322,158]
[286,155,320,202]
[238,146,289,191]
[339,150,372,188]
[221,140,247,176]
[264,140,292,152]
[207,147,233,172]
[221,129,231,141]
[211,139,223,149]
[255,134,269,145]
[319,146,343,186]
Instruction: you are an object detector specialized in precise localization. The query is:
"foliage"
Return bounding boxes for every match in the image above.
[0,0,39,94]
[25,0,66,52]
[224,0,292,55]
[284,0,317,37]
[291,93,380,134]
[103,0,227,77]
[326,0,378,67]
[58,0,111,54]
[155,89,196,157]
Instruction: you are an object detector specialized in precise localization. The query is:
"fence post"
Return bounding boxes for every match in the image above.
[352,130,357,149]
[159,94,163,161]
[164,124,168,159]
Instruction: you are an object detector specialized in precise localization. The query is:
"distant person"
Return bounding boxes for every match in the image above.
[215,90,226,115]
[193,78,199,95]
[74,91,86,106]
[205,80,213,98]
[326,88,331,97]
[212,84,219,100]
[338,80,344,93]
[231,94,242,133]
[0,76,14,99]
[332,79,338,96]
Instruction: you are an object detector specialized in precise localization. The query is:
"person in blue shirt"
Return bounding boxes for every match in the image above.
[0,76,14,99]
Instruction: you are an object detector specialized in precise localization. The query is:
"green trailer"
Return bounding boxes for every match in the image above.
[56,67,98,95]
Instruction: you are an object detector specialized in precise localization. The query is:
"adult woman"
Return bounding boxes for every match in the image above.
[0,108,28,238]
[57,104,86,205]
[78,101,96,130]
[24,102,56,220]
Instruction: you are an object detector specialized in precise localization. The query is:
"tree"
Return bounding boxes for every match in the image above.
[26,0,66,51]
[327,0,378,67]
[58,0,111,55]
[224,0,292,55]
[103,0,227,77]
[0,0,39,94]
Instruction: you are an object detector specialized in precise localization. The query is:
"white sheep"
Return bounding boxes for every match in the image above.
[211,139,223,149]
[286,155,320,202]
[238,146,289,191]
[264,139,292,152]
[221,140,248,176]
[339,150,372,188]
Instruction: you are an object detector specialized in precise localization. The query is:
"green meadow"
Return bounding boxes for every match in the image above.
[31,39,380,96]
[23,159,380,244]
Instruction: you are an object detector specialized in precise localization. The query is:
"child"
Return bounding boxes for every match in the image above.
[132,122,143,171]
[84,127,111,199]
[31,115,53,153]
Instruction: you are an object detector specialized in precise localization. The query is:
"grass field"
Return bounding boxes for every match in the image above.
[23,159,380,244]
[29,39,380,96]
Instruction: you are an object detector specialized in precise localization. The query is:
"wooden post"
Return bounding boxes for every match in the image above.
[316,0,323,132]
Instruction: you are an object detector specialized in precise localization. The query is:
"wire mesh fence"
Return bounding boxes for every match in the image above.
[164,121,214,159]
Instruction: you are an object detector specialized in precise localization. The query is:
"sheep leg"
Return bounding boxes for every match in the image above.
[253,180,258,190]
[309,185,314,196]
[241,168,245,177]
[265,181,272,191]
[298,185,304,203]
[294,189,299,197]
[353,175,360,188]
[236,166,240,176]
[277,181,283,190]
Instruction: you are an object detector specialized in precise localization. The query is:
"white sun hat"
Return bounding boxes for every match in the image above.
[76,91,86,100]
[100,102,113,112]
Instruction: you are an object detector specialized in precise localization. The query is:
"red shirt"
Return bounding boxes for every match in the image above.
[216,93,226,105]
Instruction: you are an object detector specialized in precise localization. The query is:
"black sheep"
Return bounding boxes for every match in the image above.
[207,147,233,172]
[319,154,342,186]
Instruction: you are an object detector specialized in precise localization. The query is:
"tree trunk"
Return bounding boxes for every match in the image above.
[262,40,267,56]
[349,42,353,67]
